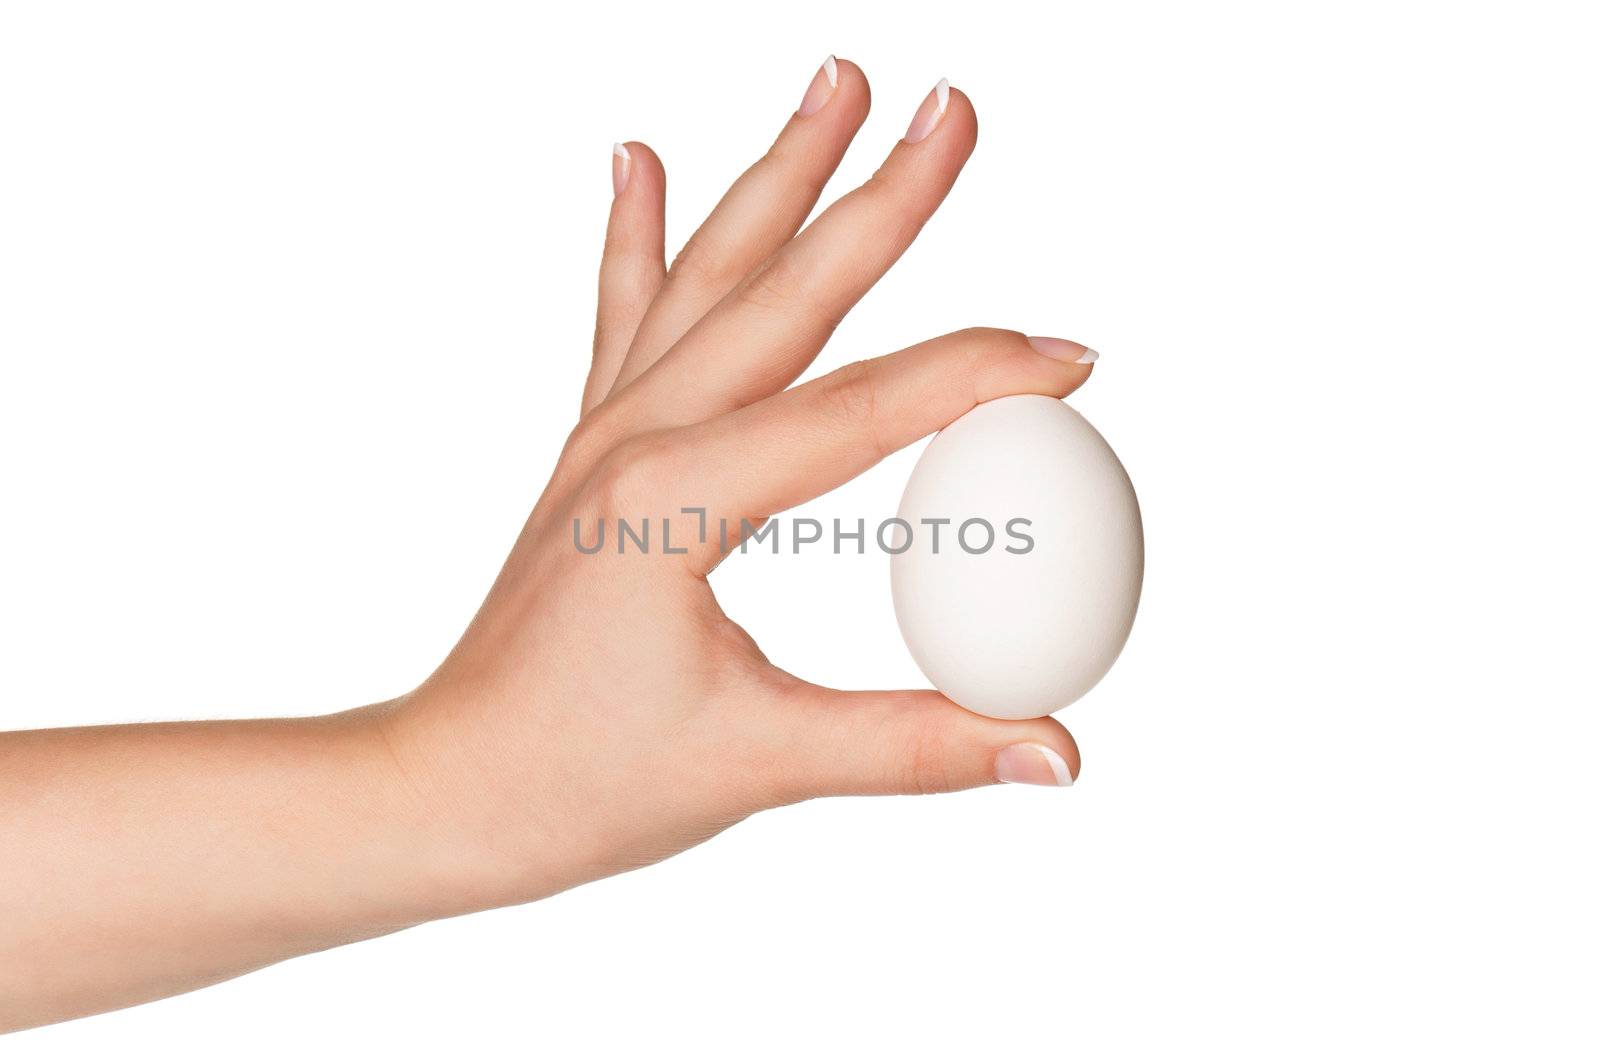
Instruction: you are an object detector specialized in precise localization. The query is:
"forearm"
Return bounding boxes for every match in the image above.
[0,706,494,1031]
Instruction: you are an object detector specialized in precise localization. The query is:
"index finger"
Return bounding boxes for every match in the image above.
[665,328,1097,573]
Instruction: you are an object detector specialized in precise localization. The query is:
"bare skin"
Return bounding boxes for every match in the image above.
[0,60,1096,1032]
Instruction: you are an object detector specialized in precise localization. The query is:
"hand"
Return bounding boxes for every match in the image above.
[0,60,1099,1031]
[389,61,1097,908]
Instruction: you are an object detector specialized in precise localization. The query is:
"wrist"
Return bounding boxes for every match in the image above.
[356,690,575,917]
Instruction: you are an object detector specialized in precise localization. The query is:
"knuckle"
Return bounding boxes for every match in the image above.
[902,725,955,796]
[756,141,797,172]
[950,327,1030,399]
[668,231,731,292]
[820,359,885,451]
[736,254,797,312]
[738,254,840,329]
[602,219,650,258]
[563,413,611,464]
[583,432,677,515]
[853,173,928,246]
[819,358,896,457]
[560,403,630,479]
[951,325,1021,348]
[738,141,831,212]
[856,170,894,207]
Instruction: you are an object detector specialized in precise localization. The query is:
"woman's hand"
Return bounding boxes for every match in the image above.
[390,61,1097,909]
[0,60,1098,1031]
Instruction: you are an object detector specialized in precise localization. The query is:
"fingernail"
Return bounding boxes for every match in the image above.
[1027,336,1099,364]
[904,77,951,143]
[612,142,631,197]
[996,743,1075,787]
[798,55,839,117]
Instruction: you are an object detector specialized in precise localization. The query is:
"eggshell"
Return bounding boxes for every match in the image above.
[891,395,1143,719]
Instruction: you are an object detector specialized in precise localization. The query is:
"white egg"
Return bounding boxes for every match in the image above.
[891,395,1143,719]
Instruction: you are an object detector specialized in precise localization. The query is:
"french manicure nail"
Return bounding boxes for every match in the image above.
[995,743,1075,787]
[904,77,951,143]
[612,142,631,197]
[1027,336,1100,364]
[798,55,839,117]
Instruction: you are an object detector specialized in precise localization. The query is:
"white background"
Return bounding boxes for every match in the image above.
[3,0,1597,1058]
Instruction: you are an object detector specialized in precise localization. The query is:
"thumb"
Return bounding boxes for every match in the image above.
[774,686,1081,801]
